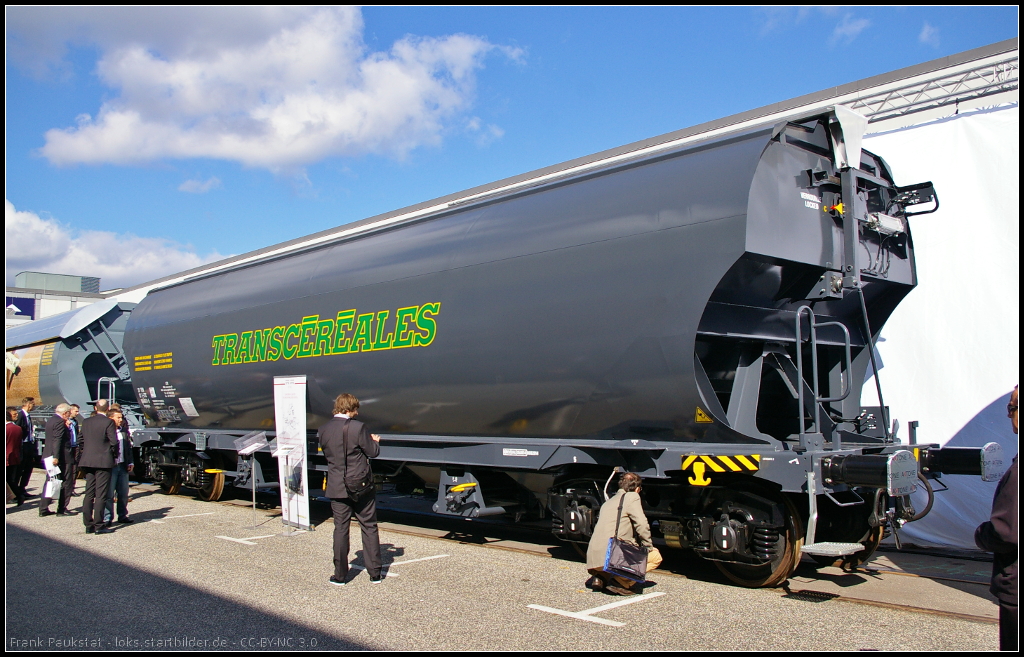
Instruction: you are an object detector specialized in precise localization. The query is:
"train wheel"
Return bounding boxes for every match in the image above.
[198,471,226,502]
[715,493,804,588]
[159,469,182,495]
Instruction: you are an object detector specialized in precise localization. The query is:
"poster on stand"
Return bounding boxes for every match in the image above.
[273,375,311,530]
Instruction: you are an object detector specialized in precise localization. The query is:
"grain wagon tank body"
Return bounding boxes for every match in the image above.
[125,109,909,444]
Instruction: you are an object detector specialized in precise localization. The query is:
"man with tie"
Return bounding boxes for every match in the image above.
[78,400,118,534]
[40,403,74,516]
[14,397,37,500]
[103,409,134,526]
[67,404,83,495]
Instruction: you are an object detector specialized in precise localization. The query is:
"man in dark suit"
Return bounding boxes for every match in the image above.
[15,397,37,499]
[78,401,118,534]
[40,403,75,516]
[318,393,382,586]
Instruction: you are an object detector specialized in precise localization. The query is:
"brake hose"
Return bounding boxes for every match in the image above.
[910,471,934,522]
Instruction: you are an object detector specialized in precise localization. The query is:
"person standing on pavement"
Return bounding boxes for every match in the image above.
[14,397,37,500]
[102,409,134,526]
[67,404,82,496]
[976,385,1018,651]
[78,400,118,534]
[318,393,382,586]
[39,403,75,517]
[6,407,24,505]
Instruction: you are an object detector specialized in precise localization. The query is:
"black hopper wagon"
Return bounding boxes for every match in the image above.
[7,105,1002,587]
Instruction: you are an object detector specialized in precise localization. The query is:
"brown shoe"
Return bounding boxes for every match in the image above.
[606,584,637,596]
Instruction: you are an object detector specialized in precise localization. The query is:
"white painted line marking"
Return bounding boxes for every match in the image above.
[149,512,216,524]
[389,554,449,566]
[528,591,666,627]
[527,605,625,627]
[579,592,667,615]
[216,534,276,545]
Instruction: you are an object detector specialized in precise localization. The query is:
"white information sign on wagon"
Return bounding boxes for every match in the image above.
[273,375,312,531]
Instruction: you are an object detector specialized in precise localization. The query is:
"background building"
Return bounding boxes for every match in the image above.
[6,272,104,328]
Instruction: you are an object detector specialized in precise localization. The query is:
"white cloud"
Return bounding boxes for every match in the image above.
[831,13,871,45]
[5,200,227,289]
[919,22,940,48]
[9,7,519,172]
[178,177,222,194]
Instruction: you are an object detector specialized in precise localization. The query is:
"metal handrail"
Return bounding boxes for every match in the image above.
[795,306,854,436]
[815,320,853,403]
[97,377,117,404]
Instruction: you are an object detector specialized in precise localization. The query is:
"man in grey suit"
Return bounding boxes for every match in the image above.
[78,401,118,534]
[103,409,135,526]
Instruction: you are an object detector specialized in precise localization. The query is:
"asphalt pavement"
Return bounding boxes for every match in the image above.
[5,473,1000,651]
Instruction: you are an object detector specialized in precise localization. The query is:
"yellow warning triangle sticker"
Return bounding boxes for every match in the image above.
[695,407,713,423]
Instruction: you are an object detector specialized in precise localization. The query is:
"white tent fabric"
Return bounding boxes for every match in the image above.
[861,104,1019,549]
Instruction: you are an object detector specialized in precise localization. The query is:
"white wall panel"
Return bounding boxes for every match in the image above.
[862,104,1019,548]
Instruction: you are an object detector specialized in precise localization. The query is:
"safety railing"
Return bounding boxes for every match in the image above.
[794,306,852,438]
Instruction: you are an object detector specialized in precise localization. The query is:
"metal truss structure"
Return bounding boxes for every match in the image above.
[852,52,1018,123]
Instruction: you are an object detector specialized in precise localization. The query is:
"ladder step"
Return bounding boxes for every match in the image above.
[801,542,866,557]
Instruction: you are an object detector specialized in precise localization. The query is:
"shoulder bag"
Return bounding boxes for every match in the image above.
[603,493,648,582]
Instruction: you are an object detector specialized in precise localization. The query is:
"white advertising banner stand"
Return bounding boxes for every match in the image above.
[273,376,313,533]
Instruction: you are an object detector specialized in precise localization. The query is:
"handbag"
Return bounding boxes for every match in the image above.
[43,476,63,500]
[603,493,649,582]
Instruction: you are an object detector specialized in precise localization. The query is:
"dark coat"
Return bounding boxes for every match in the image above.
[78,414,117,469]
[15,409,33,443]
[317,417,379,499]
[976,456,1018,605]
[42,414,70,461]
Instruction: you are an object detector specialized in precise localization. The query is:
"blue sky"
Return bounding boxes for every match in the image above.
[5,6,1018,289]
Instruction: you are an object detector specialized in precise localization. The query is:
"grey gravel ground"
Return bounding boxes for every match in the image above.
[5,474,999,651]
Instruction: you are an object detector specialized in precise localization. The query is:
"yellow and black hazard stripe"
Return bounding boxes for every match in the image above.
[681,454,760,486]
